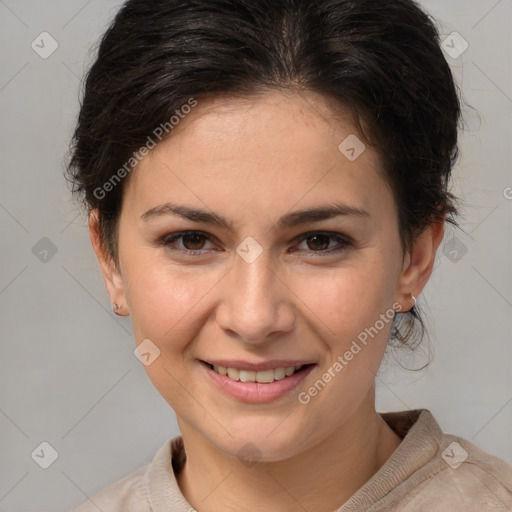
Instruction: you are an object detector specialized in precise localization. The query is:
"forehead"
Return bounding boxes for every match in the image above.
[165,90,363,155]
[123,90,392,228]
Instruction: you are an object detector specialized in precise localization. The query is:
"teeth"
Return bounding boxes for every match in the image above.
[211,364,304,383]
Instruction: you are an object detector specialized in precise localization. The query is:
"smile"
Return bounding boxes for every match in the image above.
[199,360,317,403]
[203,362,306,383]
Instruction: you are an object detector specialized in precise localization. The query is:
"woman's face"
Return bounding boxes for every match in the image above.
[97,90,428,461]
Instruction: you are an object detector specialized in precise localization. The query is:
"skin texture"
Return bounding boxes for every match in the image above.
[90,90,444,512]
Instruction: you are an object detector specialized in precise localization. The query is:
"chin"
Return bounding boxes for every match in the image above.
[208,421,315,464]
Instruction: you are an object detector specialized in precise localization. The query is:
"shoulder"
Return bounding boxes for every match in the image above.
[348,409,512,511]
[381,410,512,511]
[412,433,512,509]
[72,438,176,512]
[73,463,150,512]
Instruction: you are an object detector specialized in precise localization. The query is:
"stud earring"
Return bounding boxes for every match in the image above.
[112,303,122,315]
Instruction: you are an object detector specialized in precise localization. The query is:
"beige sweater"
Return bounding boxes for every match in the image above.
[74,409,512,511]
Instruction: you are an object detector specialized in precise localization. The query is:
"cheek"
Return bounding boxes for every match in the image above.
[291,259,396,340]
[291,266,397,421]
[124,261,219,346]
[121,259,222,406]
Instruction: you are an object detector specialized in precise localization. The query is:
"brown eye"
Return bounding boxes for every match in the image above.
[293,231,351,256]
[305,234,331,251]
[180,233,208,250]
[160,231,215,254]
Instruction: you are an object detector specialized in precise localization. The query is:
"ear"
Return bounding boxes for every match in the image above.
[396,217,445,311]
[89,210,129,316]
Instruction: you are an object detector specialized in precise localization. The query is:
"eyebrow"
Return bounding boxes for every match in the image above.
[141,202,370,231]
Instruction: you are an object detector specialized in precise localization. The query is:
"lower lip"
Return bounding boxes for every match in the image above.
[199,361,316,403]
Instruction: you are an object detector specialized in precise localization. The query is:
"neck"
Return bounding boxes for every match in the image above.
[176,388,402,512]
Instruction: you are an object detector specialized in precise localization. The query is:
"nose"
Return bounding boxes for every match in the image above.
[215,248,295,344]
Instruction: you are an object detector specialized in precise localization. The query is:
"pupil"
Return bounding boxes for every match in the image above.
[308,234,329,251]
[184,234,205,250]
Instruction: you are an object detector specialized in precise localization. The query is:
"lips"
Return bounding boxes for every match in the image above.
[199,360,317,403]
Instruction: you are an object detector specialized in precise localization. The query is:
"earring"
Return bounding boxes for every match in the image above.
[112,303,122,315]
[411,294,417,306]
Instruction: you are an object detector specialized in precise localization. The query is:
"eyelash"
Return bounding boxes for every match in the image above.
[158,230,352,257]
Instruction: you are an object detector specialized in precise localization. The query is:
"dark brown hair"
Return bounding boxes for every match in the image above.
[66,0,463,350]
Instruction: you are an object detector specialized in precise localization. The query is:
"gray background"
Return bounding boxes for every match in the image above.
[0,1,511,511]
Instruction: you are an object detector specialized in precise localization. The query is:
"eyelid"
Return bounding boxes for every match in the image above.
[294,230,352,244]
[292,231,352,254]
[160,230,217,253]
[158,230,352,256]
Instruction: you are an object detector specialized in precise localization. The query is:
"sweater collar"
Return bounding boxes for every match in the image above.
[145,409,442,512]
[338,409,443,510]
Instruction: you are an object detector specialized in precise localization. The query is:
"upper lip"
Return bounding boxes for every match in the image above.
[200,359,316,372]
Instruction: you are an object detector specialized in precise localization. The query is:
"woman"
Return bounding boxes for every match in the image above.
[68,0,512,510]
